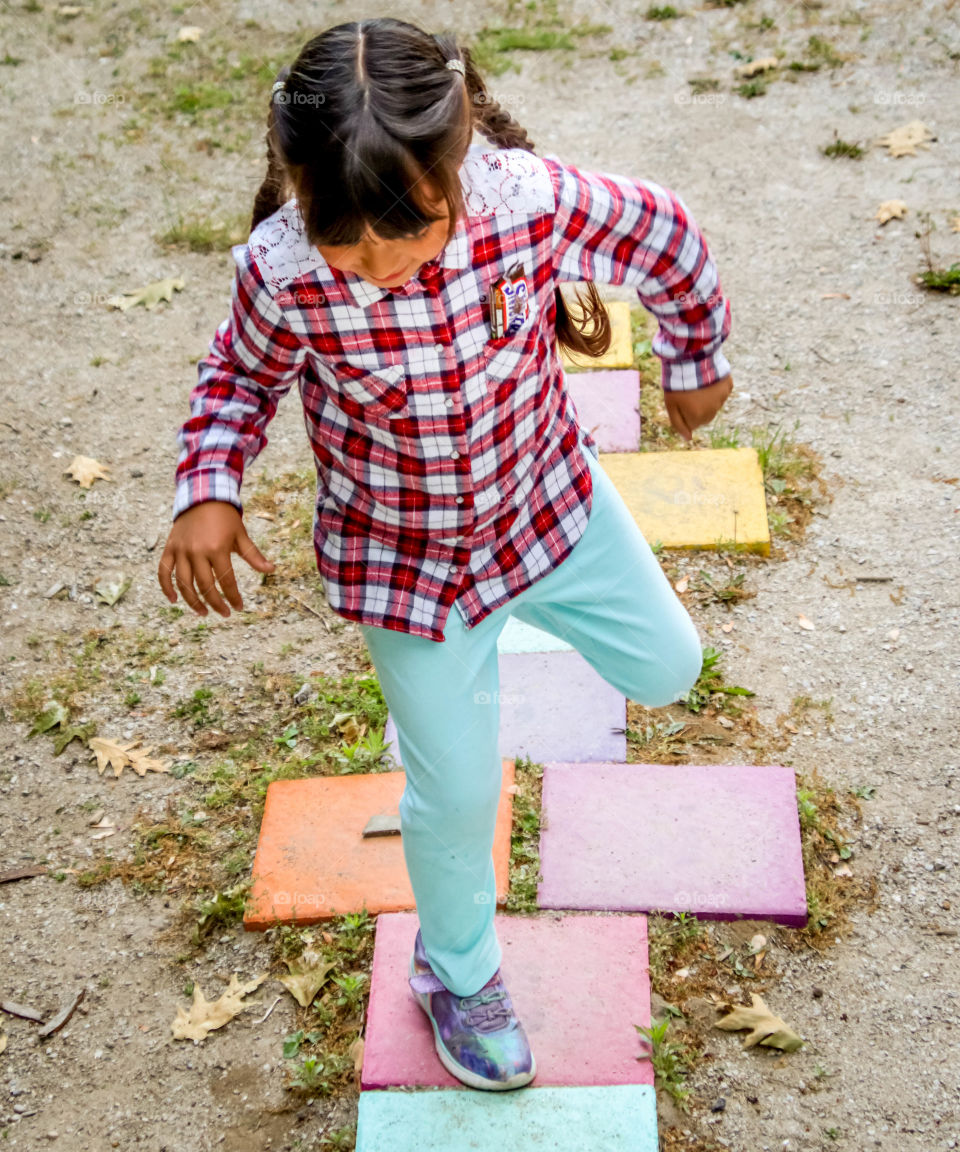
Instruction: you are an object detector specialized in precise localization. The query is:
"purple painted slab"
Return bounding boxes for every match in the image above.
[384,651,626,765]
[566,370,642,452]
[538,762,808,927]
[361,910,653,1089]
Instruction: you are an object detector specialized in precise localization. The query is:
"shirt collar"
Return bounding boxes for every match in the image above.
[340,211,472,308]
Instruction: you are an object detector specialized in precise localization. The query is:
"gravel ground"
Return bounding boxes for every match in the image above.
[1,1,958,1149]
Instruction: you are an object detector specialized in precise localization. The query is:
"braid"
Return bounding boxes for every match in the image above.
[250,66,292,234]
[461,46,611,361]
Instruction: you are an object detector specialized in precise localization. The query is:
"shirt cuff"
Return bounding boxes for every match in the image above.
[172,470,243,522]
[661,345,732,393]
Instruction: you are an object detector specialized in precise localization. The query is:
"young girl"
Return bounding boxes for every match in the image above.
[158,18,733,1093]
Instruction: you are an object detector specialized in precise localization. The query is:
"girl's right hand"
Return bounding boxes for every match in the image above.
[157,501,275,617]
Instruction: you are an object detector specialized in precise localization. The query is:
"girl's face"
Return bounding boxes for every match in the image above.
[316,183,452,288]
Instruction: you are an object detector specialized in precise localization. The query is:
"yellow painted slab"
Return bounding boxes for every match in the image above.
[598,447,770,554]
[561,299,634,370]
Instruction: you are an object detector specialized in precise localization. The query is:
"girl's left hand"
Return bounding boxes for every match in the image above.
[663,374,733,442]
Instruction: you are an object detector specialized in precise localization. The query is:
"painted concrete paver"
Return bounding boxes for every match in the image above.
[243,764,515,929]
[560,299,635,370]
[598,446,771,554]
[361,911,653,1090]
[356,1084,658,1151]
[385,651,626,765]
[497,615,574,654]
[537,762,808,926]
[565,369,642,452]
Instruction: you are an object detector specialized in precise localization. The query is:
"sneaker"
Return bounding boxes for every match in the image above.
[408,927,537,1091]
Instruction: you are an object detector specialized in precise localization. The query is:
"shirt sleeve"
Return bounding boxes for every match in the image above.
[542,155,732,392]
[172,243,307,520]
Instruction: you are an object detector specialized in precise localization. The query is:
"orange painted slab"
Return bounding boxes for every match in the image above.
[243,762,516,930]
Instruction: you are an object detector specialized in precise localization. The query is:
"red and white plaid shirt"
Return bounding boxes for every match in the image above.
[174,144,731,641]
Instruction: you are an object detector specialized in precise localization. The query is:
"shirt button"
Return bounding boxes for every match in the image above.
[445,397,454,407]
[435,342,445,352]
[449,449,460,459]
[449,565,459,575]
[455,496,464,504]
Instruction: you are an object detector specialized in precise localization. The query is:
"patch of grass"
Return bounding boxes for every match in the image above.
[821,132,864,159]
[736,78,768,98]
[683,647,754,714]
[506,755,544,913]
[646,5,681,19]
[915,211,960,295]
[156,211,248,254]
[693,569,755,606]
[792,765,878,945]
[635,1014,697,1112]
[687,76,721,94]
[193,881,250,944]
[172,686,221,729]
[626,719,688,758]
[468,0,611,76]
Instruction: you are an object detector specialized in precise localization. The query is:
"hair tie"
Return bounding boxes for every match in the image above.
[445,58,465,76]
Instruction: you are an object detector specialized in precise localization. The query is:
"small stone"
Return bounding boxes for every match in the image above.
[711,1097,727,1112]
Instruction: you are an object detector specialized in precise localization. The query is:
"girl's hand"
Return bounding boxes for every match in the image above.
[663,374,733,442]
[157,501,275,617]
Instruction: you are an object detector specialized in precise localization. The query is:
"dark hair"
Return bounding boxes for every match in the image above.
[251,18,610,360]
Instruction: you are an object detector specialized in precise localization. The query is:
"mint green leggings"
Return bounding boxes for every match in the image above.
[358,449,703,996]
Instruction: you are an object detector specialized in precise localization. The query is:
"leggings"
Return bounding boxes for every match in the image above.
[358,448,703,997]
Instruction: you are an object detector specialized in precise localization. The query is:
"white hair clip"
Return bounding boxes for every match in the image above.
[271,79,286,95]
[445,58,465,75]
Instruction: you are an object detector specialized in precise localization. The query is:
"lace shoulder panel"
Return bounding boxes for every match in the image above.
[247,200,325,295]
[460,146,557,218]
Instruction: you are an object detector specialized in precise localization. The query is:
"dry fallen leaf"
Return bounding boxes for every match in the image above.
[734,56,779,78]
[674,575,689,594]
[875,199,908,225]
[0,1032,7,1055]
[797,614,815,631]
[278,950,337,1008]
[348,1036,364,1086]
[88,737,169,778]
[95,575,132,607]
[717,716,735,729]
[877,120,935,158]
[721,621,734,633]
[951,215,960,234]
[834,863,854,878]
[177,25,203,41]
[171,973,268,1043]
[65,455,111,488]
[714,992,804,1051]
[107,276,185,311]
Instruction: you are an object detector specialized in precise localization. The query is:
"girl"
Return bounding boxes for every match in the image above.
[158,18,733,1093]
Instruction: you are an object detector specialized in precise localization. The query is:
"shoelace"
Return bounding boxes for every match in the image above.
[459,984,513,1032]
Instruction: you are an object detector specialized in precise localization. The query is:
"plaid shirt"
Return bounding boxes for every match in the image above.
[174,144,731,641]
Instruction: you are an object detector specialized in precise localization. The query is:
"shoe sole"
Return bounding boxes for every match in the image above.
[408,953,537,1092]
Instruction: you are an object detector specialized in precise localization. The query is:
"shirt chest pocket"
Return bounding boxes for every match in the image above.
[326,361,411,421]
[481,324,540,384]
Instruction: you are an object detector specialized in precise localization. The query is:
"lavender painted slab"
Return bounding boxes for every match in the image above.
[385,651,626,765]
[537,762,808,927]
[566,369,642,452]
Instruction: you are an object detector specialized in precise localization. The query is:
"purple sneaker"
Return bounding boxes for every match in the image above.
[408,927,537,1091]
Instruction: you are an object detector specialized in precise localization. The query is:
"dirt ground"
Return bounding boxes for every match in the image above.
[1,0,959,1149]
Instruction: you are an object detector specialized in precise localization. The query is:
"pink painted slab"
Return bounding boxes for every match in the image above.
[361,911,653,1089]
[566,370,642,452]
[537,762,808,926]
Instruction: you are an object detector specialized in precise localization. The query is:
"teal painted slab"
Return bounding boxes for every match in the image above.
[357,1084,658,1151]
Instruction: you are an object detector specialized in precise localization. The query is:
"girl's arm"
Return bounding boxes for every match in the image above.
[173,244,308,519]
[160,245,307,616]
[543,156,732,402]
